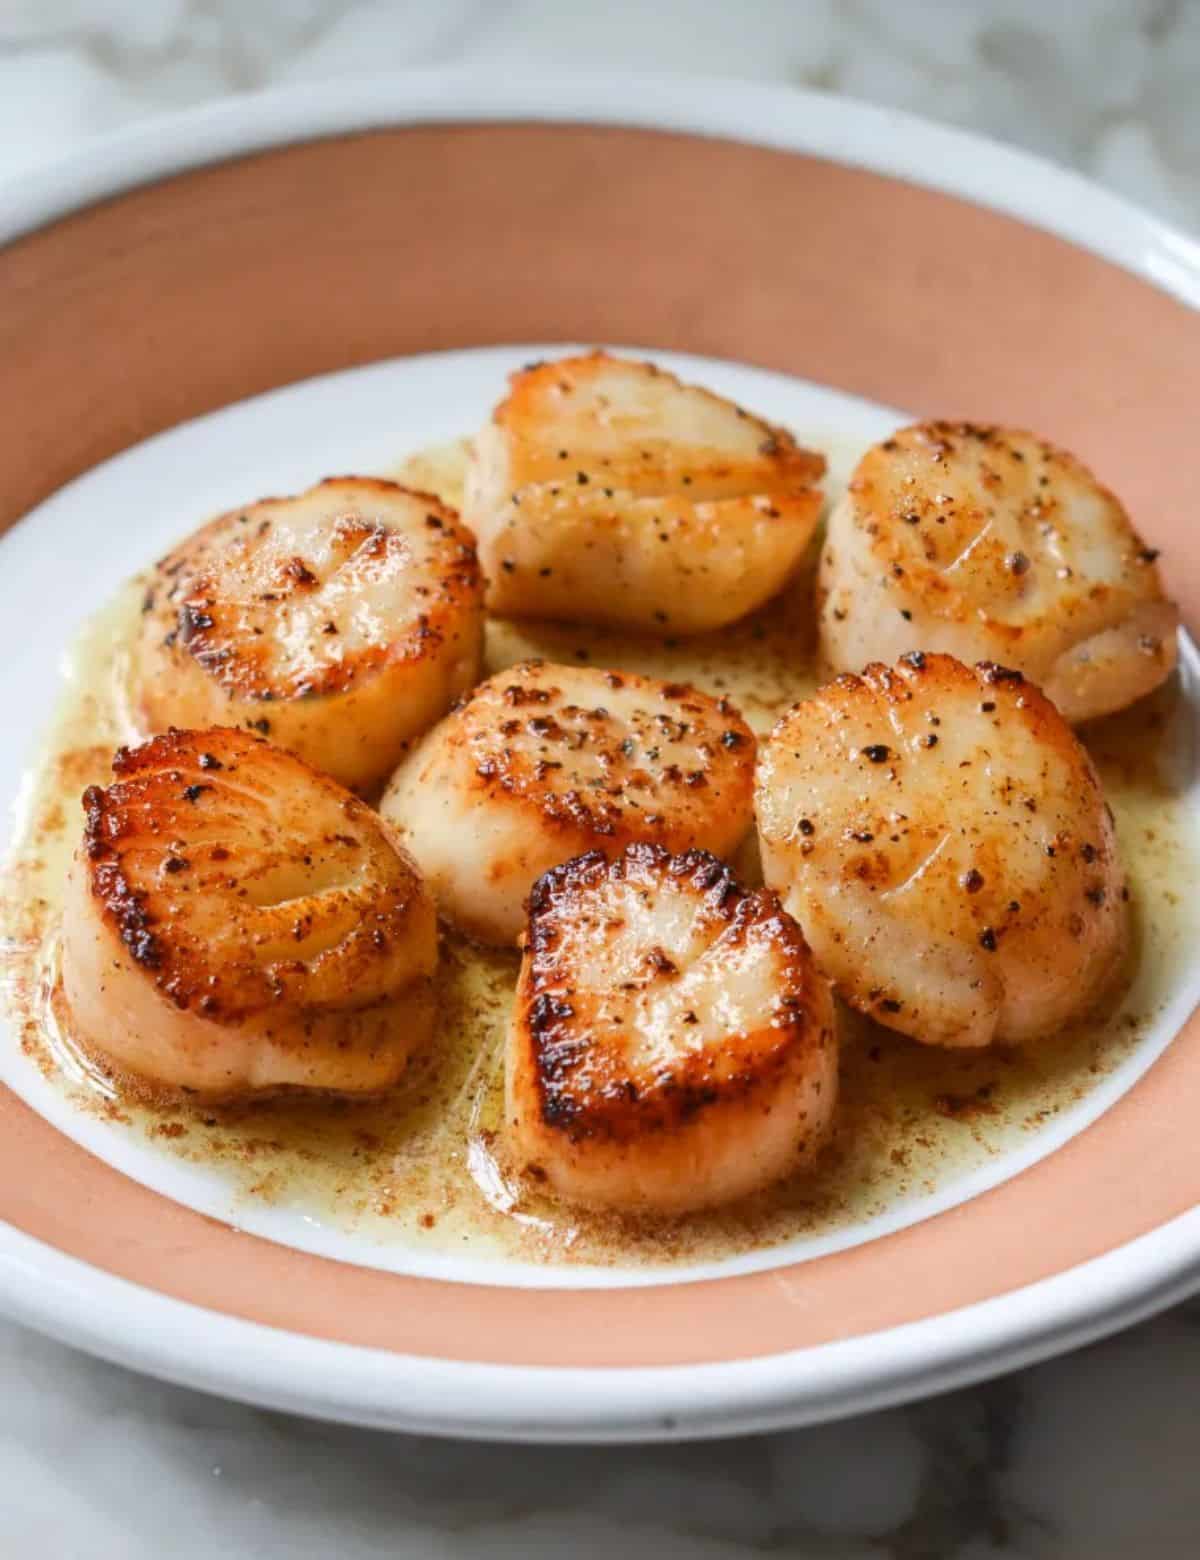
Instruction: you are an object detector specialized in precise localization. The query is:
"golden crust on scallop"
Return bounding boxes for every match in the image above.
[135,477,484,792]
[505,843,838,1213]
[61,727,437,1099]
[818,422,1178,723]
[464,352,825,633]
[755,652,1129,1049]
[380,660,757,945]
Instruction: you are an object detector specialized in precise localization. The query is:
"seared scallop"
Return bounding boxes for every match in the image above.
[61,728,437,1099]
[755,653,1128,1048]
[464,352,825,633]
[380,661,756,945]
[818,423,1179,722]
[505,844,837,1213]
[135,478,484,792]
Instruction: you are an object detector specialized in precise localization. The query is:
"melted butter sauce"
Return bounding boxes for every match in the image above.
[2,434,1199,1272]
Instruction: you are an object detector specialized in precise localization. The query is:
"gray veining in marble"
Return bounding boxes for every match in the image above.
[1,3,1198,1555]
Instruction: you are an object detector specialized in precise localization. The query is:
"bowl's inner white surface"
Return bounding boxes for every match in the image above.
[2,344,1197,1291]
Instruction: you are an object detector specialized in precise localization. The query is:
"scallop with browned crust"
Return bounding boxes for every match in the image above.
[755,653,1128,1048]
[505,844,837,1214]
[464,352,825,633]
[380,661,756,945]
[135,478,484,792]
[818,422,1178,722]
[61,728,437,1099]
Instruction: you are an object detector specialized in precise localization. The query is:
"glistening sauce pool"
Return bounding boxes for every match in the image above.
[2,435,1197,1271]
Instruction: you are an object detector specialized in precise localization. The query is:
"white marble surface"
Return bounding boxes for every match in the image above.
[2,2,1199,1556]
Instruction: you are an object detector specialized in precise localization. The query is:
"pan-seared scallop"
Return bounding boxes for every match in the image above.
[818,423,1178,722]
[135,478,484,792]
[755,653,1128,1049]
[505,844,837,1214]
[380,661,756,944]
[464,352,825,633]
[60,728,437,1099]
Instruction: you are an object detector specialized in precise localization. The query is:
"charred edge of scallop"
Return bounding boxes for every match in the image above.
[80,784,165,973]
[80,734,252,1006]
[520,843,824,1145]
[109,725,262,780]
[77,729,399,1017]
[844,656,1029,705]
[834,662,915,704]
[976,661,1026,686]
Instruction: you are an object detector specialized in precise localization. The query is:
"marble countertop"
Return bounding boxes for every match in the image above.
[2,3,1198,1556]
